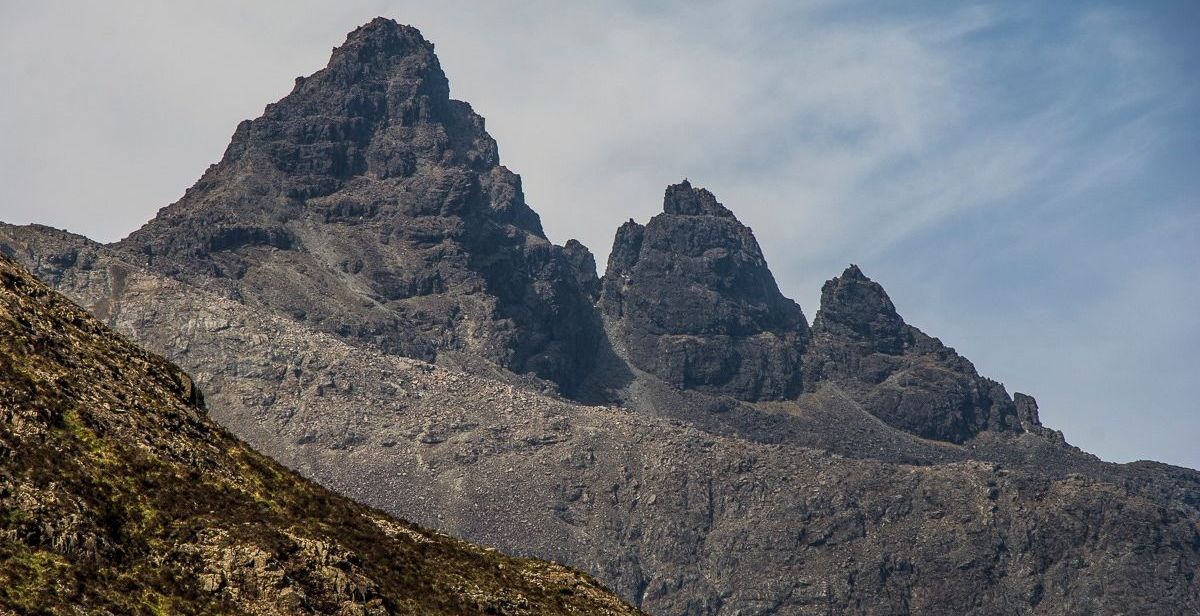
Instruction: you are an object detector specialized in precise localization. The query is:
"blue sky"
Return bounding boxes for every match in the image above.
[1,1,1196,467]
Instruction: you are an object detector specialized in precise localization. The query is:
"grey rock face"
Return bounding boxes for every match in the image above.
[593,187,1019,447]
[810,264,908,353]
[562,238,602,302]
[4,226,1198,615]
[1015,392,1069,444]
[599,181,808,401]
[802,265,1023,443]
[114,18,600,393]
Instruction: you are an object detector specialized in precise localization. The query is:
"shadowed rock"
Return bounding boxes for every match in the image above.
[562,238,601,302]
[600,181,808,401]
[805,265,1022,443]
[811,264,908,353]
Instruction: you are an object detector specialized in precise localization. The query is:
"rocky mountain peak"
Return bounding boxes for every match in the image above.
[661,180,734,218]
[1014,391,1069,443]
[6,20,1200,614]
[812,264,908,354]
[335,17,430,59]
[562,238,601,302]
[599,182,808,400]
[804,265,1024,443]
[110,19,599,394]
[194,17,498,206]
[838,263,867,280]
[318,17,440,83]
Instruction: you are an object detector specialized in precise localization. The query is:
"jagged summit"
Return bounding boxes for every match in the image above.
[661,180,734,217]
[804,265,1023,443]
[839,263,867,279]
[121,18,504,244]
[812,264,908,354]
[341,17,425,47]
[596,191,1026,443]
[323,17,439,79]
[599,182,808,400]
[112,19,599,393]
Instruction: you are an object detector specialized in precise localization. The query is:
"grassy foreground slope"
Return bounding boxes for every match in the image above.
[0,252,640,615]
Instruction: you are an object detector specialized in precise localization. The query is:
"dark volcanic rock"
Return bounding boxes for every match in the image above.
[599,181,809,401]
[1015,391,1069,444]
[562,238,601,302]
[114,17,600,393]
[592,188,1026,448]
[809,264,908,353]
[805,265,1022,443]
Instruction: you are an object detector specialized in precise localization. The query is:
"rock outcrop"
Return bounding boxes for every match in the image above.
[593,186,1023,447]
[0,254,640,615]
[804,265,1022,443]
[115,18,600,393]
[599,181,808,401]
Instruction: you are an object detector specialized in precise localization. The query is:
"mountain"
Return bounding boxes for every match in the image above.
[598,181,809,402]
[115,18,600,394]
[3,17,1200,615]
[590,182,1025,447]
[801,263,1023,443]
[0,253,640,614]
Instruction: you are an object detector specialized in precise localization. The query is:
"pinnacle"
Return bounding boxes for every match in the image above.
[840,263,867,281]
[662,180,735,218]
[343,17,423,44]
[813,263,906,353]
[329,17,434,68]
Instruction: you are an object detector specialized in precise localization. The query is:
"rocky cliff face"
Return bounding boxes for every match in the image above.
[2,17,1199,616]
[0,254,639,615]
[594,185,1023,446]
[599,181,808,401]
[115,18,600,393]
[803,265,1023,443]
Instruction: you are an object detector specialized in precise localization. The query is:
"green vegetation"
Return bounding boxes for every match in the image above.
[0,255,641,614]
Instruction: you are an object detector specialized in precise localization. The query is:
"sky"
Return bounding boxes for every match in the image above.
[1,1,1196,468]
